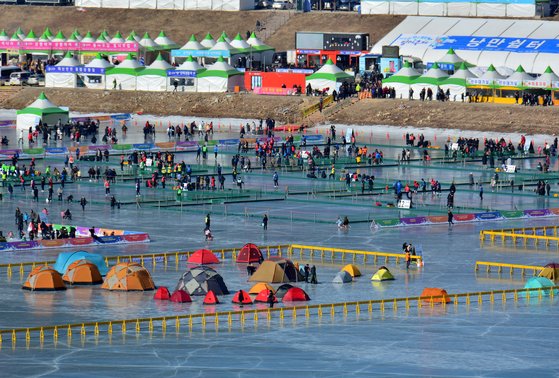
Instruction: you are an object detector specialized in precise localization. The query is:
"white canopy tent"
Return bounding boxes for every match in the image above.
[80,53,114,90]
[246,32,275,65]
[382,61,421,99]
[136,53,174,92]
[197,56,244,92]
[16,92,69,131]
[524,66,559,89]
[105,53,144,90]
[173,55,206,92]
[45,52,83,88]
[306,59,354,95]
[410,62,449,95]
[440,62,477,100]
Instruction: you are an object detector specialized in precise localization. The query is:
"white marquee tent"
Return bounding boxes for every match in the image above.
[80,53,114,90]
[136,53,174,92]
[197,56,244,92]
[16,92,69,131]
[382,61,421,99]
[105,53,144,90]
[440,62,477,100]
[45,52,83,88]
[306,59,354,94]
[370,16,559,74]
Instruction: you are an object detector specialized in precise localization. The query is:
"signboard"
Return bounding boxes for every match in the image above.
[391,34,559,54]
[171,49,231,58]
[275,68,314,74]
[426,62,455,71]
[46,66,106,74]
[167,70,197,78]
[253,87,296,96]
[397,199,411,209]
[0,40,139,53]
[380,57,401,75]
[505,165,516,173]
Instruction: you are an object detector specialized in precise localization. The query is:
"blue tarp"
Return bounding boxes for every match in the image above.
[53,251,109,276]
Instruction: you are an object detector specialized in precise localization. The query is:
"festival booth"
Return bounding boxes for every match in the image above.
[305,59,354,95]
[525,66,559,105]
[105,53,144,90]
[171,55,206,92]
[80,52,114,89]
[136,53,174,92]
[45,52,84,88]
[197,56,244,92]
[440,62,477,101]
[246,32,275,69]
[200,33,216,49]
[435,48,471,73]
[138,32,162,64]
[467,64,506,102]
[16,92,69,131]
[410,62,449,97]
[382,61,421,99]
[209,35,243,66]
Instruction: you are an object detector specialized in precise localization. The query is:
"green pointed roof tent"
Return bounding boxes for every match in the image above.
[383,61,421,84]
[198,56,243,78]
[473,64,506,88]
[306,59,353,82]
[81,31,96,43]
[101,30,109,38]
[38,31,50,41]
[53,30,66,41]
[176,55,206,74]
[230,33,251,51]
[436,48,472,67]
[72,29,82,39]
[68,32,80,42]
[412,62,449,86]
[127,30,141,43]
[154,30,179,50]
[16,92,69,129]
[180,34,206,50]
[25,30,37,41]
[43,27,53,39]
[96,33,109,43]
[201,33,216,49]
[220,31,231,43]
[109,31,125,44]
[10,31,21,41]
[106,53,144,76]
[139,32,160,51]
[442,62,477,87]
[499,65,534,89]
[16,27,25,39]
[525,66,559,89]
[139,53,173,76]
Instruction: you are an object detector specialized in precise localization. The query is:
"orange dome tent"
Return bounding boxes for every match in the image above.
[62,260,103,285]
[187,249,220,264]
[249,282,275,294]
[236,243,263,263]
[232,290,253,304]
[254,289,277,303]
[170,289,192,303]
[22,266,67,291]
[420,288,451,304]
[101,262,155,291]
[342,264,362,277]
[539,262,559,282]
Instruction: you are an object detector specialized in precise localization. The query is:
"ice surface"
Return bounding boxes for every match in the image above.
[0,114,558,376]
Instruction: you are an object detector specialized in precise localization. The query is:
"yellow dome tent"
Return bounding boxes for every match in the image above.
[342,264,361,277]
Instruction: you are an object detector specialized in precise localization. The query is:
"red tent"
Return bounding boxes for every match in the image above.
[236,243,263,263]
[188,249,220,264]
[170,289,192,303]
[153,286,171,300]
[282,287,310,302]
[254,289,277,303]
[420,288,451,304]
[232,290,253,304]
[203,290,220,305]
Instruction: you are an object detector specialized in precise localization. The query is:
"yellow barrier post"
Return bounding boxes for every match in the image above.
[135,319,141,333]
[108,322,113,335]
[188,315,193,332]
[121,320,127,334]
[80,323,86,336]
[162,317,167,333]
[94,323,99,336]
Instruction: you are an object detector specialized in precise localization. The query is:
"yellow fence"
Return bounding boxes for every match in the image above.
[301,95,334,118]
[475,261,544,276]
[1,286,555,348]
[1,244,419,279]
[480,230,559,248]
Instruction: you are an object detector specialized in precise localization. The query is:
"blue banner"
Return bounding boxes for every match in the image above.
[171,49,231,58]
[474,211,502,221]
[46,66,106,74]
[426,62,455,71]
[167,70,197,78]
[132,143,155,150]
[111,113,131,120]
[219,138,240,145]
[45,147,68,154]
[432,35,559,54]
[97,235,123,244]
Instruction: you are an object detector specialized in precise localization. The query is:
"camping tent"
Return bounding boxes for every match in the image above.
[249,282,274,294]
[105,53,144,90]
[420,287,451,303]
[170,289,192,303]
[45,52,83,88]
[371,267,395,281]
[282,287,310,302]
[382,61,421,99]
[332,270,353,284]
[538,262,559,282]
[197,56,244,92]
[16,92,69,131]
[101,262,155,291]
[440,62,477,100]
[62,260,103,285]
[54,251,109,276]
[342,264,362,277]
[203,290,220,304]
[254,289,277,303]
[136,53,174,92]
[411,62,449,95]
[153,286,171,300]
[154,30,179,50]
[236,243,262,263]
[22,266,67,291]
[248,260,292,283]
[80,52,113,90]
[232,290,253,304]
[187,249,220,264]
[305,59,354,95]
[175,265,229,296]
[275,284,294,299]
[523,277,558,296]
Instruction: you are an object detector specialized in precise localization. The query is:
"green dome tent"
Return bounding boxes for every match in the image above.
[306,59,354,95]
[16,92,69,130]
[371,267,395,281]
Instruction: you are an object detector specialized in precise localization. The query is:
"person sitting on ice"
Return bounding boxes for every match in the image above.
[204,227,213,241]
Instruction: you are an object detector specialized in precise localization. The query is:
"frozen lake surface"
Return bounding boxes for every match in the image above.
[0,113,558,376]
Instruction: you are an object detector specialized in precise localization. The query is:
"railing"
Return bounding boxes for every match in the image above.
[480,230,559,248]
[301,95,334,118]
[1,287,555,348]
[475,261,544,276]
